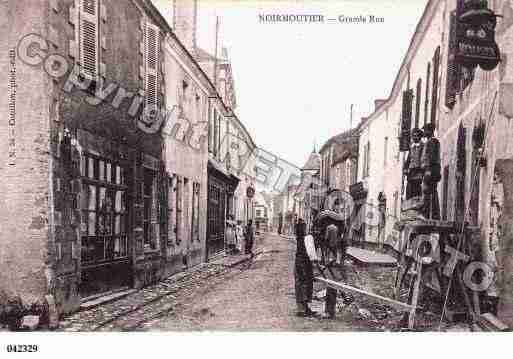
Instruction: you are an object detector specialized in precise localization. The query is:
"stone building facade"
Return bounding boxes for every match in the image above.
[356,0,513,325]
[436,0,513,326]
[356,0,446,246]
[1,0,174,315]
[171,0,257,258]
[0,0,256,322]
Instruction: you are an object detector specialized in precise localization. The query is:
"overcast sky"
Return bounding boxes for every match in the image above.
[152,0,428,168]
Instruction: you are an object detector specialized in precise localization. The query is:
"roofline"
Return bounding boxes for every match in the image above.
[141,0,244,134]
[359,0,442,131]
[319,127,360,154]
[230,112,257,150]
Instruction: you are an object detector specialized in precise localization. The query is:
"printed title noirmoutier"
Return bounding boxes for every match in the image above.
[258,14,385,23]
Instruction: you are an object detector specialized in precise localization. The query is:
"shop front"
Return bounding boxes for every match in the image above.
[75,129,166,298]
[206,160,239,259]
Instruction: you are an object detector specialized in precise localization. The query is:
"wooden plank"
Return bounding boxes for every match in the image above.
[346,247,397,267]
[480,313,509,331]
[408,260,423,329]
[315,277,415,312]
[395,219,479,234]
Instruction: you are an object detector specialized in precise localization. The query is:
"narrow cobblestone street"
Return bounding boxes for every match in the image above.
[59,232,448,332]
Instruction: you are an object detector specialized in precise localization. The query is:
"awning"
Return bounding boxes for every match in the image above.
[208,158,240,189]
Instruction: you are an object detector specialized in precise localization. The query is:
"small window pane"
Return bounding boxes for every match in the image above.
[115,191,122,212]
[88,212,96,236]
[81,211,88,233]
[88,185,96,210]
[88,158,95,179]
[115,215,121,234]
[105,237,114,260]
[80,155,86,176]
[81,184,89,209]
[120,215,126,234]
[106,190,113,212]
[99,214,111,235]
[106,162,112,183]
[121,236,127,257]
[116,166,121,184]
[99,187,107,211]
[99,160,105,181]
[114,237,120,256]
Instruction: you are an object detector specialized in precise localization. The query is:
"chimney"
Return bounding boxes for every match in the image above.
[374,99,387,111]
[173,0,197,55]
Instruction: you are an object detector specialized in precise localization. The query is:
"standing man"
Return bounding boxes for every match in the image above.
[403,128,425,200]
[294,218,317,317]
[421,123,441,220]
[245,220,255,255]
[322,222,350,319]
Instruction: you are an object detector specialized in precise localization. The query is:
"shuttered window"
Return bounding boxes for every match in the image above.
[208,108,213,153]
[213,109,219,157]
[415,79,422,128]
[431,47,440,127]
[363,141,370,178]
[399,89,413,152]
[424,63,431,127]
[145,22,160,121]
[445,11,459,109]
[79,0,99,80]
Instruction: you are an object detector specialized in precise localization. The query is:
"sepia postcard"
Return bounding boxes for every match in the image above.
[1,0,512,357]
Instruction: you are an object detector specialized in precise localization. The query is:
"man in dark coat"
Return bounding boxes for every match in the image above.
[294,218,317,317]
[403,128,424,200]
[321,222,352,319]
[245,220,255,255]
[421,123,441,219]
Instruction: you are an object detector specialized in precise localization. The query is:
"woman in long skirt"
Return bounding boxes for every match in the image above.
[225,215,236,254]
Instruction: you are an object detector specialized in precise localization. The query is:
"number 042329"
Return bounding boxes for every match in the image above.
[6,345,38,353]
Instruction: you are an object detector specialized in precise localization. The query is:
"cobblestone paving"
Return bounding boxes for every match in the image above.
[60,233,448,331]
[60,246,263,331]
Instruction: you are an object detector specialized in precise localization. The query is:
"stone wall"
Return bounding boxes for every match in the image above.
[0,0,54,323]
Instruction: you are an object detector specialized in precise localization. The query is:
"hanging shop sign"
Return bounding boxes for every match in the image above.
[246,186,255,199]
[456,0,500,71]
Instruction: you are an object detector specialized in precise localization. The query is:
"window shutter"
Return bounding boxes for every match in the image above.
[159,162,168,251]
[415,79,422,128]
[445,11,459,109]
[79,0,99,80]
[145,22,160,121]
[366,142,370,178]
[431,47,440,127]
[424,63,431,127]
[399,89,413,152]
